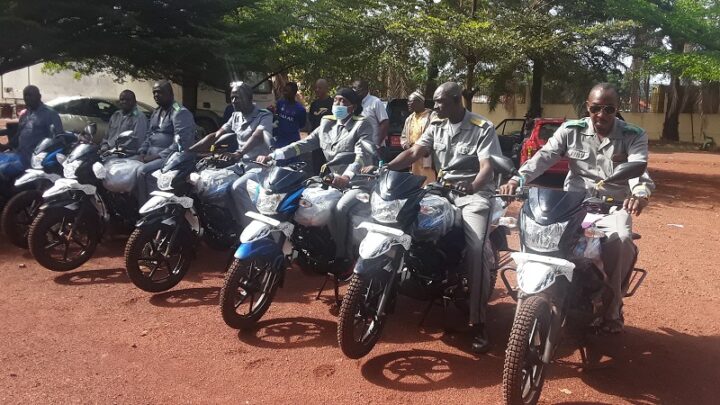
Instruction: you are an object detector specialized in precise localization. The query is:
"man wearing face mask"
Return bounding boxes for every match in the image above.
[193,82,274,227]
[255,88,373,279]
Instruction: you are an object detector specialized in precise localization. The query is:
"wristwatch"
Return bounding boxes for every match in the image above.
[634,190,649,200]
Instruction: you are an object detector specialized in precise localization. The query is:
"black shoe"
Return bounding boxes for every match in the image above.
[471,324,491,354]
[331,258,353,282]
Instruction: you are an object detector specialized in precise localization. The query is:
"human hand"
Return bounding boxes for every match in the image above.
[255,155,271,165]
[454,180,474,194]
[623,196,648,216]
[361,165,376,174]
[499,179,519,196]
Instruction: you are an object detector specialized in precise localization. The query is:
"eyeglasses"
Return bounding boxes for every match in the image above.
[587,104,617,115]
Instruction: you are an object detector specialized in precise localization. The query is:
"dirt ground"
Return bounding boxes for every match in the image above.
[1,150,719,404]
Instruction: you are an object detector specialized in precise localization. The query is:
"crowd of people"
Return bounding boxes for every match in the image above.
[2,78,652,353]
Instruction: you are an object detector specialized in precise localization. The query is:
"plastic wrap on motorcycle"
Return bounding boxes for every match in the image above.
[512,252,575,294]
[43,178,96,198]
[240,220,273,243]
[354,255,393,276]
[234,237,283,263]
[359,232,398,259]
[14,169,60,187]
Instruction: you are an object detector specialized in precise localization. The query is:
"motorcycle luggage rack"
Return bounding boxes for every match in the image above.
[499,266,519,301]
[624,268,647,297]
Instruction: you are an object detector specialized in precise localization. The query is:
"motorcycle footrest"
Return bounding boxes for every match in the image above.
[624,268,647,298]
[499,266,518,301]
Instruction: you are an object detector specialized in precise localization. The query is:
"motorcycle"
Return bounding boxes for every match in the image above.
[124,135,243,293]
[1,131,78,248]
[499,160,648,405]
[27,131,141,272]
[219,152,373,330]
[336,156,515,359]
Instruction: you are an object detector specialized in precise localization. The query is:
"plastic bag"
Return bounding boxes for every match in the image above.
[103,158,143,193]
[194,168,239,204]
[413,194,457,241]
[294,186,343,227]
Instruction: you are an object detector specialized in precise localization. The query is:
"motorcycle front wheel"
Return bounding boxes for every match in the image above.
[28,207,100,272]
[502,295,553,405]
[2,189,43,248]
[124,224,193,292]
[337,273,390,359]
[219,258,280,329]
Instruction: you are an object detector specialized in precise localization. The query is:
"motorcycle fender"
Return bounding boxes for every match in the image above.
[39,197,81,213]
[358,232,401,260]
[234,237,283,264]
[14,170,59,188]
[136,211,178,229]
[512,252,575,294]
[353,255,393,277]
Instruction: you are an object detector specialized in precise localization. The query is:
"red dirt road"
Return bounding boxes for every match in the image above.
[1,151,719,404]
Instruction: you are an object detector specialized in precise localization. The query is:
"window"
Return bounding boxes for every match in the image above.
[85,100,117,121]
[539,124,561,141]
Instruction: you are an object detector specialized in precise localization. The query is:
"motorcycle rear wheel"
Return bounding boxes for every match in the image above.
[2,189,43,249]
[124,224,193,292]
[219,258,279,329]
[502,295,553,405]
[337,274,389,359]
[28,207,100,272]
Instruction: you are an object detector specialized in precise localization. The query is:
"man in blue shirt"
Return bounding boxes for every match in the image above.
[0,85,63,181]
[273,82,306,149]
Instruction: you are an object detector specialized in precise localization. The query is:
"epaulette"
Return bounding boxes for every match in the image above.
[132,108,139,117]
[564,119,588,128]
[470,117,487,127]
[322,115,337,120]
[352,115,365,121]
[622,123,643,135]
[259,108,271,114]
[172,102,181,112]
[430,118,445,125]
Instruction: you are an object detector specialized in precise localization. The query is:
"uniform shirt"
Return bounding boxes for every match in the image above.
[360,94,389,145]
[16,103,64,166]
[517,117,649,200]
[221,107,274,160]
[309,97,333,131]
[103,107,148,152]
[273,99,307,148]
[139,101,196,159]
[416,111,502,193]
[271,115,372,178]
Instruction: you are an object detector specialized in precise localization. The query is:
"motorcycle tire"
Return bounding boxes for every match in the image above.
[502,295,553,405]
[124,224,193,293]
[28,207,100,272]
[2,189,43,249]
[337,274,389,359]
[219,258,280,329]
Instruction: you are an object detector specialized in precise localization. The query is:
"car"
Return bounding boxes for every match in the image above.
[384,98,435,162]
[46,97,155,143]
[519,117,567,174]
[495,118,529,167]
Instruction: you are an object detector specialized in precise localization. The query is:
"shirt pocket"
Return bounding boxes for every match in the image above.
[456,142,477,155]
[567,148,589,160]
[433,142,447,152]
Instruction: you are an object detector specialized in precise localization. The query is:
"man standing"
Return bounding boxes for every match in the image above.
[353,79,388,148]
[387,82,502,353]
[308,79,333,174]
[101,90,148,153]
[135,80,196,203]
[273,81,307,149]
[0,85,63,181]
[500,83,649,333]
[400,90,435,184]
[191,82,274,228]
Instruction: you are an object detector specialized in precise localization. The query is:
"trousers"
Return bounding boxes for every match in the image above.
[328,188,367,259]
[229,167,263,228]
[136,159,164,204]
[595,209,636,322]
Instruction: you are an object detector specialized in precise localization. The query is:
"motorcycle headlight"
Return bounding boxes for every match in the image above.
[370,192,407,224]
[521,214,569,252]
[155,170,179,191]
[256,189,286,215]
[31,152,47,169]
[62,159,82,179]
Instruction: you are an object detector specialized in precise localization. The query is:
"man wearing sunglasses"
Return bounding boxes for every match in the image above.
[500,83,650,333]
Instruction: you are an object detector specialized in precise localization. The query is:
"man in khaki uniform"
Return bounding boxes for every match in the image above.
[501,83,650,333]
[387,82,503,353]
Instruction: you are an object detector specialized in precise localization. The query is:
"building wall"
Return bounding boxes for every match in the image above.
[472,102,720,143]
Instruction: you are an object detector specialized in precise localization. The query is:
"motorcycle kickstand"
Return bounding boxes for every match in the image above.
[418,297,449,327]
[315,274,342,307]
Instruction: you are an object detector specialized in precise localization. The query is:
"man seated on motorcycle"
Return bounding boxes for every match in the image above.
[135,80,196,203]
[0,85,63,181]
[191,82,273,226]
[499,83,650,333]
[100,90,148,154]
[386,81,503,354]
[255,87,374,279]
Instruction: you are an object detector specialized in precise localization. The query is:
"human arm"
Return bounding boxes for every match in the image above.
[269,122,322,161]
[400,115,411,149]
[159,108,196,159]
[375,99,389,145]
[456,124,502,194]
[236,112,274,157]
[500,126,569,194]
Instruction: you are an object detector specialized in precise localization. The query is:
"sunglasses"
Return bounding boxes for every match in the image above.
[587,104,617,114]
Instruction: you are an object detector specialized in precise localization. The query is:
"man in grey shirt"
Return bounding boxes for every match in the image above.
[0,85,63,181]
[101,90,148,154]
[135,81,196,203]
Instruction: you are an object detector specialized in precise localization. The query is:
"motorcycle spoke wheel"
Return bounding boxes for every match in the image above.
[502,295,553,405]
[337,274,389,359]
[219,258,279,329]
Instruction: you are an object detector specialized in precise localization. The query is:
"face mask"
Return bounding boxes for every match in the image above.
[332,105,349,120]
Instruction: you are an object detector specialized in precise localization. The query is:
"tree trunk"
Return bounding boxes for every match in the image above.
[425,44,440,100]
[181,77,199,114]
[661,74,683,142]
[463,58,476,111]
[629,58,642,113]
[527,58,544,118]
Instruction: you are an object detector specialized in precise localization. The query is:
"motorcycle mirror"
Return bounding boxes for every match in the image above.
[84,122,97,137]
[603,161,648,184]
